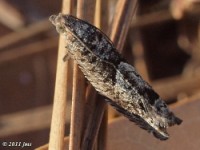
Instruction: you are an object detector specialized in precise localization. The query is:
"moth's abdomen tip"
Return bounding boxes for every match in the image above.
[168,113,182,126]
[175,117,182,125]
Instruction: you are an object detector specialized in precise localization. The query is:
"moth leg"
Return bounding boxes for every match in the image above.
[63,52,70,62]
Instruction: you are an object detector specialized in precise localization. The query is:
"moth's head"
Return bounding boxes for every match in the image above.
[49,13,91,39]
[49,13,69,35]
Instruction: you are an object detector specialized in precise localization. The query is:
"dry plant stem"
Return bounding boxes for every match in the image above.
[0,37,58,64]
[0,105,53,138]
[36,137,70,150]
[97,106,108,150]
[107,0,138,119]
[0,19,51,50]
[81,85,97,136]
[131,4,200,28]
[49,37,68,150]
[131,10,172,28]
[109,0,138,52]
[170,91,200,109]
[95,1,108,149]
[187,5,200,15]
[81,1,108,150]
[170,0,195,19]
[130,33,150,82]
[94,0,109,30]
[69,65,85,150]
[81,0,138,149]
[81,95,107,150]
[81,82,107,150]
[69,0,96,150]
[77,0,96,23]
[181,20,200,76]
[49,0,73,150]
[0,0,24,29]
[152,74,200,100]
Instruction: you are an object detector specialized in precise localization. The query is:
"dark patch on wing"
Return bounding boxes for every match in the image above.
[138,88,159,105]
[63,15,124,67]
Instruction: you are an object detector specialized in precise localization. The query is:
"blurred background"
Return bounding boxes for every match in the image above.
[0,0,200,149]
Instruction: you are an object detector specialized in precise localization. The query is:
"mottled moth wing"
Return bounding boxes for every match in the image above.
[49,13,182,140]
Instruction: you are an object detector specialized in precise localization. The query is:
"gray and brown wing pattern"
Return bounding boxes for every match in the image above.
[49,13,182,140]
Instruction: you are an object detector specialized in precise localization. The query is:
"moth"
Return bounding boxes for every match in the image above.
[49,13,182,140]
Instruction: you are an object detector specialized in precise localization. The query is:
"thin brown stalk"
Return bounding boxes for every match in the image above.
[95,1,109,149]
[0,19,51,50]
[130,32,150,82]
[0,37,58,64]
[81,0,138,150]
[0,0,24,30]
[152,73,200,101]
[81,78,107,149]
[109,0,138,52]
[106,0,138,123]
[131,10,172,28]
[80,0,108,149]
[49,0,73,150]
[81,85,97,139]
[170,91,200,109]
[131,3,200,28]
[36,137,69,150]
[97,105,108,150]
[81,95,107,150]
[69,0,96,150]
[69,64,85,150]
